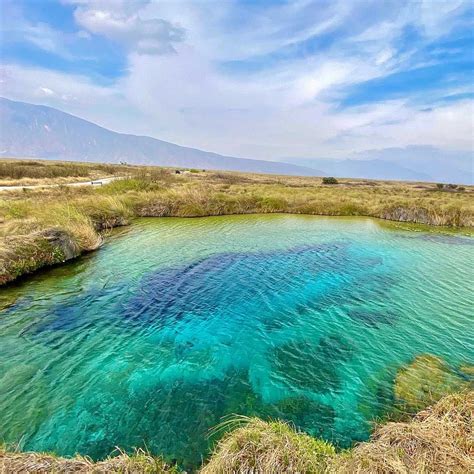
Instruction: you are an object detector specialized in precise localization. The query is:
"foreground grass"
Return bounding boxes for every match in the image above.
[0,447,177,473]
[201,416,335,473]
[1,392,472,473]
[0,158,473,284]
[329,391,474,474]
[203,392,473,474]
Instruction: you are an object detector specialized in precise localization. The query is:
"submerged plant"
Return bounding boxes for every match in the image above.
[394,354,471,412]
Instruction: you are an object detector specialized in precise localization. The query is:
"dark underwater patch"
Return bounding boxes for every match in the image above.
[271,396,336,440]
[120,242,350,327]
[271,334,354,394]
[346,309,398,327]
[397,233,474,246]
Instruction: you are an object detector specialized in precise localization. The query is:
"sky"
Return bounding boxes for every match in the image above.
[0,0,473,161]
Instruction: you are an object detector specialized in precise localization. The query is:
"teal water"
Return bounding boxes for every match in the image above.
[1,215,473,469]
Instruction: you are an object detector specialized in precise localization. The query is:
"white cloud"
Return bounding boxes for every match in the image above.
[68,0,185,54]
[1,0,472,162]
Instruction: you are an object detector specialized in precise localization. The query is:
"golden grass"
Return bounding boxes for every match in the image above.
[201,392,473,474]
[0,446,177,473]
[0,158,130,186]
[201,416,335,474]
[329,391,474,473]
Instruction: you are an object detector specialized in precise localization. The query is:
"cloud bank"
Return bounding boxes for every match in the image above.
[1,0,473,164]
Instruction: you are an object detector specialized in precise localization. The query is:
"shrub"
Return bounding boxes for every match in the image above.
[322,177,338,185]
[436,183,444,189]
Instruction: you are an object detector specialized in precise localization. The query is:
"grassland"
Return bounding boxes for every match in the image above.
[1,391,472,473]
[0,158,473,284]
[0,159,131,186]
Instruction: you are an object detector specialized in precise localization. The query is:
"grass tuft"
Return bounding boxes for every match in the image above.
[0,446,177,473]
[329,391,474,473]
[201,416,335,474]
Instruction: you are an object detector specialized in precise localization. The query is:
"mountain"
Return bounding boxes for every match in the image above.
[284,158,430,182]
[0,98,322,177]
[354,146,473,184]
[283,146,473,184]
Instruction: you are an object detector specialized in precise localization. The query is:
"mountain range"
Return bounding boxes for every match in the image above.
[0,98,321,177]
[0,98,471,183]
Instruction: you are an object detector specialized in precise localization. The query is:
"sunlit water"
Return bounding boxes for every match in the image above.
[1,215,473,469]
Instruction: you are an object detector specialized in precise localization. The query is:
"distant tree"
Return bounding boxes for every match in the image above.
[436,183,444,189]
[322,177,339,184]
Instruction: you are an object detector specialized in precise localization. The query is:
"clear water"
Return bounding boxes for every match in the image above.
[1,215,473,470]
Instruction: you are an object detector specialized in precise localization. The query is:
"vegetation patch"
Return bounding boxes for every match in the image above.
[329,391,474,473]
[0,447,177,473]
[201,416,335,474]
[394,354,472,412]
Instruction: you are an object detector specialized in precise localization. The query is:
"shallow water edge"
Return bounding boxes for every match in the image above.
[1,212,473,288]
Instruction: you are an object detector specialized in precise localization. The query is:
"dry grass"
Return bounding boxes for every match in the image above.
[329,391,474,474]
[200,416,335,474]
[201,393,474,473]
[0,159,130,186]
[0,447,176,473]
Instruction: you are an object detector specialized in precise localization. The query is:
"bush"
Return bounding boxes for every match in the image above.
[322,177,338,185]
[436,183,444,189]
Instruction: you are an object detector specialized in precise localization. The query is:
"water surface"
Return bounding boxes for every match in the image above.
[1,215,473,469]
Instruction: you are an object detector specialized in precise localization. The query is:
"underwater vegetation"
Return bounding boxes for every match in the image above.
[2,391,472,473]
[394,354,473,412]
[272,335,353,394]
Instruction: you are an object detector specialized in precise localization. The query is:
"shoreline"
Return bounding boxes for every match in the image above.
[1,211,473,287]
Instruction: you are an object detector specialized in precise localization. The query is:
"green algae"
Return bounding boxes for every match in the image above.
[394,354,471,412]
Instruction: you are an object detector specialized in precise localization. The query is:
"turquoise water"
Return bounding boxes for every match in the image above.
[1,215,473,469]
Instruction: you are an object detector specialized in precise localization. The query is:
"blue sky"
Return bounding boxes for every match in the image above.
[0,0,473,160]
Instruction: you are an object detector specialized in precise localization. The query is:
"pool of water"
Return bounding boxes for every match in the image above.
[1,215,473,469]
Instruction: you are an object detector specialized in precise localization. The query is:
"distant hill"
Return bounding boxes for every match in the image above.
[2,97,470,183]
[284,157,431,182]
[283,146,473,184]
[0,98,322,177]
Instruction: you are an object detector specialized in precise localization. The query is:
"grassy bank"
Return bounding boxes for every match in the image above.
[203,391,474,473]
[1,158,473,284]
[1,392,472,473]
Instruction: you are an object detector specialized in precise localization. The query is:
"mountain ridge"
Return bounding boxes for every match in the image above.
[0,97,323,177]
